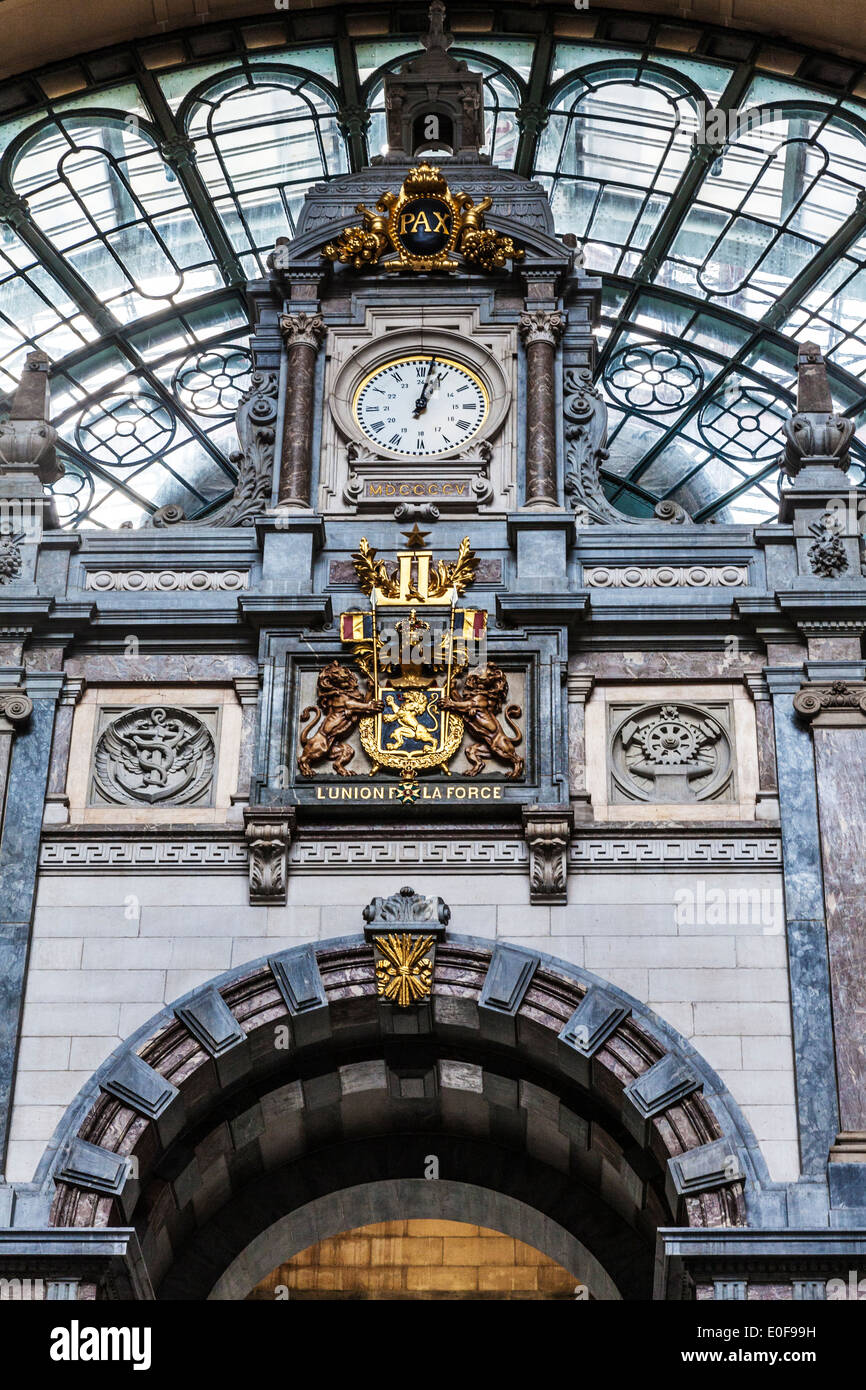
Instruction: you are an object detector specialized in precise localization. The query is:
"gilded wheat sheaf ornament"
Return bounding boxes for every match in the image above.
[374,933,434,1006]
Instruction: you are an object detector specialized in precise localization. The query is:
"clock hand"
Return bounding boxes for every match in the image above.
[413,356,438,417]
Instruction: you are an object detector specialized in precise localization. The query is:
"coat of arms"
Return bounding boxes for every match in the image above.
[297,526,524,798]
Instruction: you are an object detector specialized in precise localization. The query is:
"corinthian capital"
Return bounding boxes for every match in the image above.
[279,313,326,352]
[518,310,566,348]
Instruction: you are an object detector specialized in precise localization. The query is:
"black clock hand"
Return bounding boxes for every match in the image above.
[413,356,438,417]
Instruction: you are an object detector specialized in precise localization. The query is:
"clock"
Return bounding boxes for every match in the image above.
[353,354,489,458]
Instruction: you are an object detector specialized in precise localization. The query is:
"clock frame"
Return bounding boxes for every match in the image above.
[321,309,517,513]
[352,354,490,459]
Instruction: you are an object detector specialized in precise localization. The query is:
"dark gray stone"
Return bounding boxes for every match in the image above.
[101,1052,183,1146]
[666,1137,742,1205]
[624,1055,701,1127]
[559,986,630,1057]
[175,987,248,1086]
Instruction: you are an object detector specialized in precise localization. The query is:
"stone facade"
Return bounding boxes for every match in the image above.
[1,35,865,1302]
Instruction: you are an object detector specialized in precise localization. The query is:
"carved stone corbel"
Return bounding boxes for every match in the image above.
[522,804,573,905]
[244,806,296,906]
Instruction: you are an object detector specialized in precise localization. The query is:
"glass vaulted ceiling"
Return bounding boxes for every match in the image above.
[2,6,866,527]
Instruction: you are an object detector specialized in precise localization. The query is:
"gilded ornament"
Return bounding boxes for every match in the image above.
[322,164,523,275]
[374,933,435,1006]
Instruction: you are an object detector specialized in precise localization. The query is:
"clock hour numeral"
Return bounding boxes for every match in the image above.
[371,420,385,432]
[389,433,402,447]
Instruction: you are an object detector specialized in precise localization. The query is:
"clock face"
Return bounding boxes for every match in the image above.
[353,355,489,457]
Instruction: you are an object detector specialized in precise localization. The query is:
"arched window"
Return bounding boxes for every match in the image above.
[9,112,219,322]
[655,103,866,320]
[536,66,703,275]
[181,66,348,276]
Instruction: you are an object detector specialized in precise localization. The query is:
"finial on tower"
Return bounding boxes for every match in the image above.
[381,2,487,162]
[420,1,453,55]
[778,341,854,478]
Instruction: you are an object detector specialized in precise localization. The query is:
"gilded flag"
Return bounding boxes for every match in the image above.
[341,611,375,643]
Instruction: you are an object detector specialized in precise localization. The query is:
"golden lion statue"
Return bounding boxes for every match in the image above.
[440,665,524,779]
[298,661,383,776]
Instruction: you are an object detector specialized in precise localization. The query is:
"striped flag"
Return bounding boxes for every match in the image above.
[341,611,375,642]
[458,609,487,640]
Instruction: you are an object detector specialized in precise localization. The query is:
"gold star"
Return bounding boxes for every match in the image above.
[401,523,430,550]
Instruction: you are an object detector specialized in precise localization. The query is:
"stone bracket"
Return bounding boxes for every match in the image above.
[244,806,296,905]
[523,803,573,904]
[666,1137,743,1210]
[269,943,331,1046]
[100,1053,183,1147]
[559,986,631,1060]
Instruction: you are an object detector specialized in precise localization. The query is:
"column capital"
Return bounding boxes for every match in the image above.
[793,679,866,726]
[518,309,566,348]
[0,688,32,730]
[279,312,326,352]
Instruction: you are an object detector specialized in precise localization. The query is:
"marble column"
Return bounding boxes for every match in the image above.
[793,680,866,1159]
[0,687,34,836]
[567,673,593,820]
[518,310,565,509]
[0,672,62,1174]
[277,313,326,509]
[765,667,838,1175]
[43,676,85,825]
[744,674,780,819]
[230,675,261,822]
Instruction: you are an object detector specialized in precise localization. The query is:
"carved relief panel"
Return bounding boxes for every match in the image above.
[65,685,245,824]
[608,701,734,805]
[584,683,760,822]
[90,706,217,808]
[318,305,517,514]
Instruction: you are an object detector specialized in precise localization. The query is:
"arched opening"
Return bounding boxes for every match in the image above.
[36,935,767,1301]
[245,1217,578,1301]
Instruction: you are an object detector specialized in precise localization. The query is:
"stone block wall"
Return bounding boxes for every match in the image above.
[5,853,797,1185]
[245,1219,578,1298]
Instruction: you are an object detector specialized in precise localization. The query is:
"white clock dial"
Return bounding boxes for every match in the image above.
[353,355,489,457]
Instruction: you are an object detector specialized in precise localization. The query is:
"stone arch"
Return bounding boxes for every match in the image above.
[208,1181,622,1301]
[35,932,770,1300]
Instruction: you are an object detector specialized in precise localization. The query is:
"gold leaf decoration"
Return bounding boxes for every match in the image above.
[374,933,434,1007]
[351,536,400,598]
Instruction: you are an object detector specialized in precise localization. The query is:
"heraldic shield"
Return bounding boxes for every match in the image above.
[337,530,487,781]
